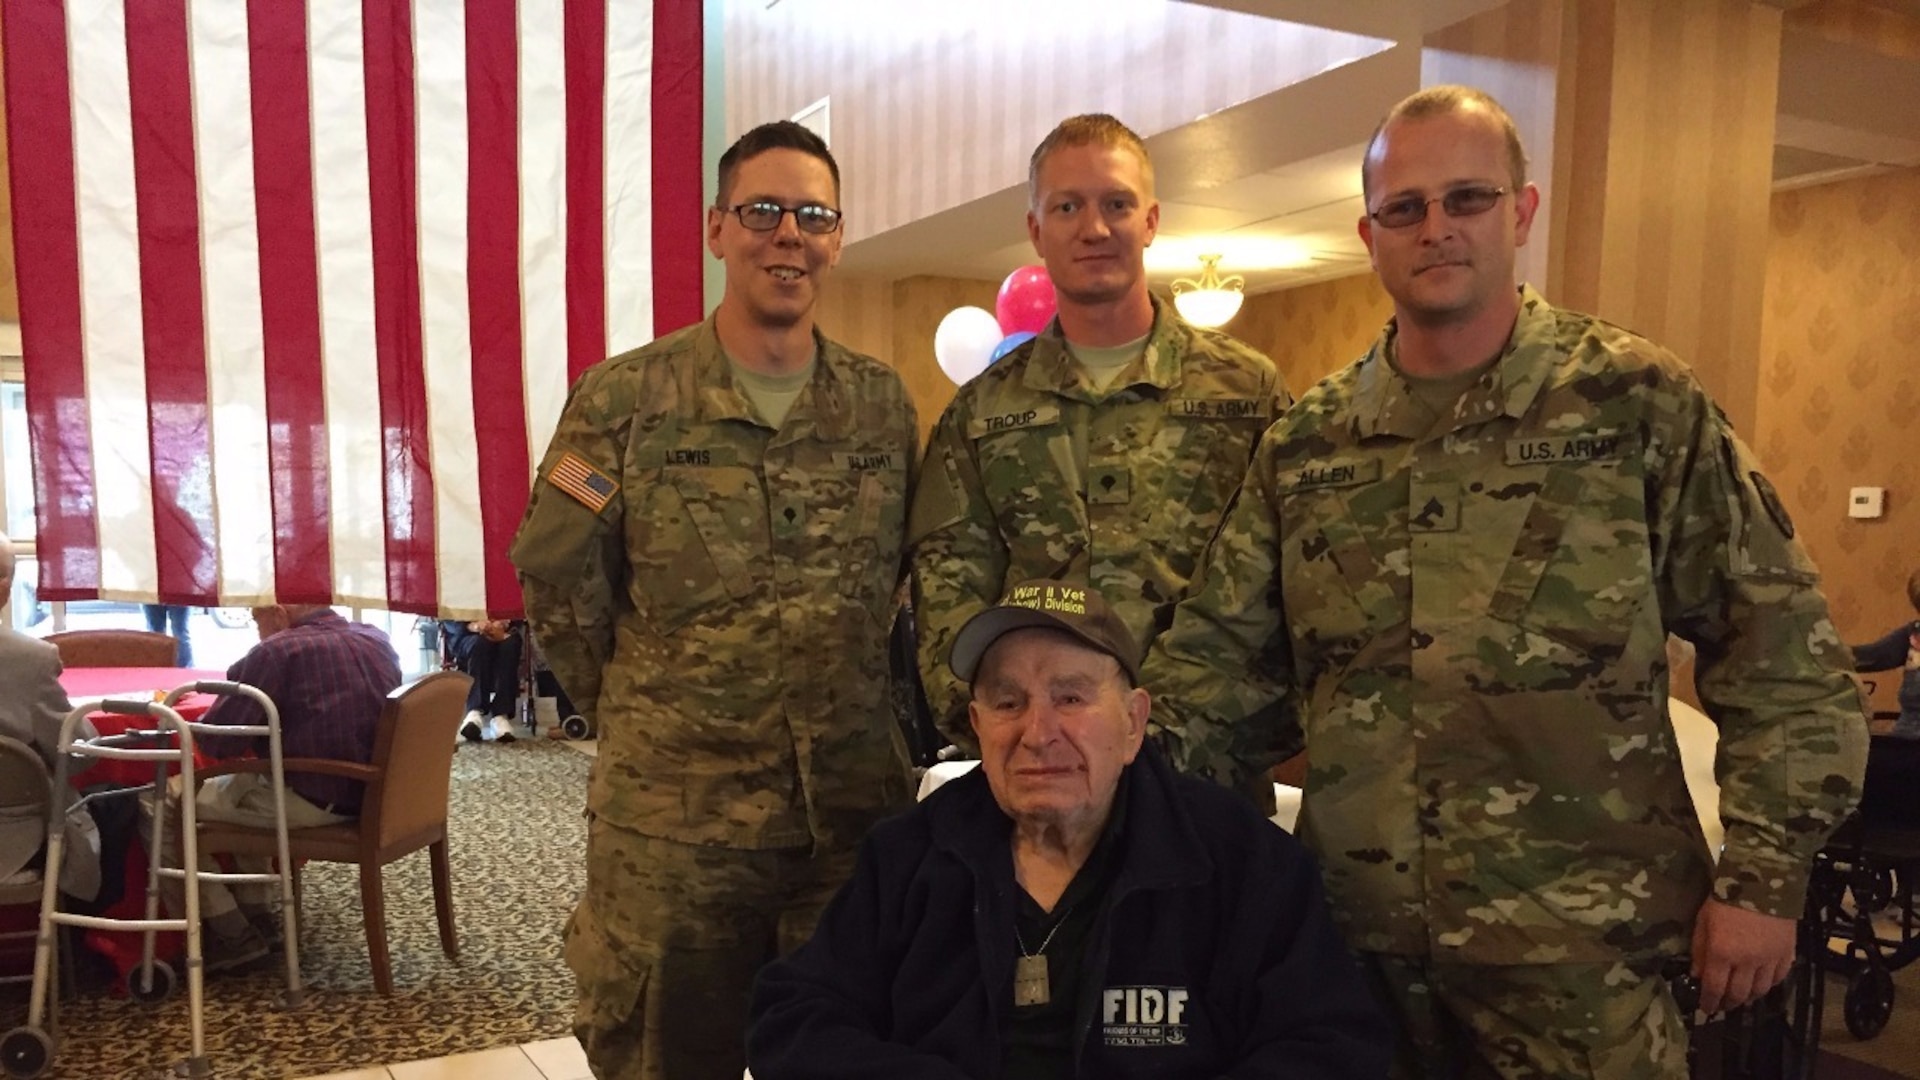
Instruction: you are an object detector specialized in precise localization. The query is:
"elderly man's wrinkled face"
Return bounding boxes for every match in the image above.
[969,628,1148,837]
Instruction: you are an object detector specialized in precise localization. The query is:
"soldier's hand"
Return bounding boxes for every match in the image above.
[1690,897,1795,1014]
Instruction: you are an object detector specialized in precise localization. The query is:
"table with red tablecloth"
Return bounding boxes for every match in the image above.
[58,667,228,788]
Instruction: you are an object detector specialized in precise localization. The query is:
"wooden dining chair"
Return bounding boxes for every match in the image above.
[43,629,178,668]
[193,671,473,995]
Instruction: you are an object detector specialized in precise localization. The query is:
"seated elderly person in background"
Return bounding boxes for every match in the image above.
[748,580,1386,1079]
[149,603,402,970]
[441,617,523,743]
[0,530,101,902]
[1852,569,1920,740]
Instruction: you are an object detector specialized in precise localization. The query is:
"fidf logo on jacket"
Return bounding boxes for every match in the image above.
[1101,985,1190,1047]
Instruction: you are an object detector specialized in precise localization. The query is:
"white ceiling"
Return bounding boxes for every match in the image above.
[837,0,1920,294]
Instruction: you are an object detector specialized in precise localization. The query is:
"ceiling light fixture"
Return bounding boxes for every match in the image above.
[1170,254,1245,328]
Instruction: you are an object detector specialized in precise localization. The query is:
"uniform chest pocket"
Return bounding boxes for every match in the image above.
[788,460,911,625]
[1280,471,1399,648]
[842,467,910,621]
[974,420,1088,577]
[1487,461,1651,657]
[1136,412,1260,545]
[628,466,763,634]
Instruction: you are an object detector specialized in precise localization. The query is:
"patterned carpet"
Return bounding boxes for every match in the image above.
[4,739,588,1079]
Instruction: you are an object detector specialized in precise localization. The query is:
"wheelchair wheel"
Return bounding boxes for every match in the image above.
[126,959,176,1005]
[0,1026,54,1079]
[562,714,592,740]
[1851,867,1897,914]
[1843,962,1895,1040]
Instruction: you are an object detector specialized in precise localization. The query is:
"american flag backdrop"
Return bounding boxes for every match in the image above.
[2,0,705,618]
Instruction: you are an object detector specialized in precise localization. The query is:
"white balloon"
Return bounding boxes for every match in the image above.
[933,306,1004,386]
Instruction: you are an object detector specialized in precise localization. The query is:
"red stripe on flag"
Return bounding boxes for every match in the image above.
[563,1,605,380]
[650,0,703,337]
[248,0,333,605]
[3,3,100,601]
[125,0,217,604]
[362,0,437,614]
[465,0,530,617]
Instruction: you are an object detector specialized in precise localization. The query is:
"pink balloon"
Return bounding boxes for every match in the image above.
[995,265,1057,336]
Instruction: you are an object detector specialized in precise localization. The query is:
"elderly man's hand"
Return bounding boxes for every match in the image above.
[1690,898,1796,1014]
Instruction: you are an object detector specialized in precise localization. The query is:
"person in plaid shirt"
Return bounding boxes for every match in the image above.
[152,604,402,970]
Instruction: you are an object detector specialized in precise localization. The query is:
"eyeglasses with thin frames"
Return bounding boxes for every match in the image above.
[1367,186,1507,230]
[722,201,843,235]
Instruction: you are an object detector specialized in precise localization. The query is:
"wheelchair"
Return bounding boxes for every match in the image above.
[430,619,593,740]
[1804,731,1920,1040]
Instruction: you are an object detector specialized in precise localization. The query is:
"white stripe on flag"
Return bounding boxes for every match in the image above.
[307,0,388,609]
[68,0,158,598]
[519,0,569,474]
[189,0,276,604]
[604,2,655,354]
[413,0,484,615]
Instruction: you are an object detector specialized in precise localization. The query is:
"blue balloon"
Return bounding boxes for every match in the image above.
[990,331,1037,363]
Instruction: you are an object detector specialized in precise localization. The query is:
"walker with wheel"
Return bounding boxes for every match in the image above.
[0,681,305,1079]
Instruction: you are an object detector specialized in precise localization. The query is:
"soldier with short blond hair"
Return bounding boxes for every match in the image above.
[1145,86,1868,1076]
[910,113,1290,753]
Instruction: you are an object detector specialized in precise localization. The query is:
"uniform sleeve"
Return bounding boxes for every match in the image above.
[1143,432,1302,793]
[511,370,630,731]
[907,401,1008,750]
[1268,369,1296,420]
[893,392,922,597]
[1656,386,1868,918]
[746,833,973,1080]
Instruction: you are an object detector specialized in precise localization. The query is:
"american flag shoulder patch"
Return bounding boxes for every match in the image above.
[548,452,618,513]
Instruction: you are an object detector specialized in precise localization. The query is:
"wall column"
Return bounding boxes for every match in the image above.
[1424,0,1784,431]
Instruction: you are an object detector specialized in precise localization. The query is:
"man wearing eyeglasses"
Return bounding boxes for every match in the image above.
[513,120,916,1080]
[1144,85,1867,1075]
[909,114,1291,764]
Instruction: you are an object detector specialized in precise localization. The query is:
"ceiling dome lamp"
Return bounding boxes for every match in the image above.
[1170,254,1245,328]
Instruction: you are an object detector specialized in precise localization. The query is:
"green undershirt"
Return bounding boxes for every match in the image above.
[1066,334,1150,394]
[727,351,816,429]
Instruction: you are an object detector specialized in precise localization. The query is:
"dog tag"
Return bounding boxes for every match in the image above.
[1013,953,1050,1007]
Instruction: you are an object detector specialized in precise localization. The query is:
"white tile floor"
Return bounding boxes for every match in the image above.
[295,1036,590,1080]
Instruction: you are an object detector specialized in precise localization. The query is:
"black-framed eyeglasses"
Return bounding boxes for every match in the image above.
[723,201,843,235]
[1367,186,1507,229]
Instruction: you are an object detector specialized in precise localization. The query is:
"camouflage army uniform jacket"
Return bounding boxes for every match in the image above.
[910,296,1289,738]
[511,319,917,851]
[1147,287,1867,964]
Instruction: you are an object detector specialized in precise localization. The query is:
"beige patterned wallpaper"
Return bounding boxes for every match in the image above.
[1758,165,1920,716]
[1229,274,1392,397]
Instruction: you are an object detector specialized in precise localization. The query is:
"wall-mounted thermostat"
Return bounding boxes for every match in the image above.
[1848,487,1886,520]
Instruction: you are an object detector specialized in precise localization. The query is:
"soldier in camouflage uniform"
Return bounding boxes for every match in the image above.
[910,113,1291,750]
[511,121,915,1080]
[1144,86,1868,1077]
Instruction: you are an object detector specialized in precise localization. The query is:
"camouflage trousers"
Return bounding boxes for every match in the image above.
[1362,953,1689,1079]
[566,818,855,1080]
